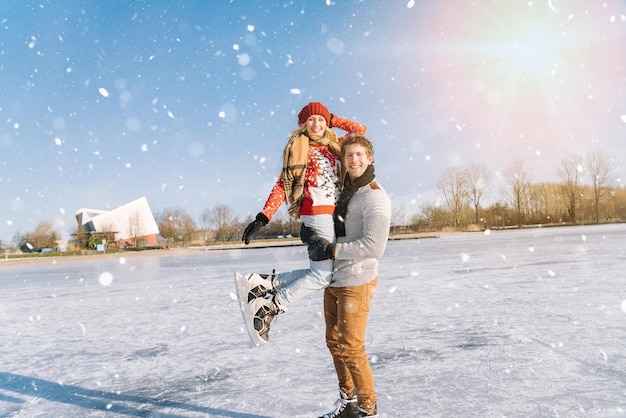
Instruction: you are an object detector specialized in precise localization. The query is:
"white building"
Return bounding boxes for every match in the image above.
[75,197,159,248]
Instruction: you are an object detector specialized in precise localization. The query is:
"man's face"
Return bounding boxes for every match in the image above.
[343,144,373,180]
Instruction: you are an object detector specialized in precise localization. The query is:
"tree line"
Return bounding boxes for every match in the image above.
[4,149,623,251]
[405,149,622,231]
[154,205,300,248]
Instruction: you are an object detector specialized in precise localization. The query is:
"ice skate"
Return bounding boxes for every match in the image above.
[235,271,279,346]
[243,271,276,302]
[248,295,283,345]
[318,390,359,418]
[358,405,378,417]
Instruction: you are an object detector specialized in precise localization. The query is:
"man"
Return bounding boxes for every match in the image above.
[308,134,391,418]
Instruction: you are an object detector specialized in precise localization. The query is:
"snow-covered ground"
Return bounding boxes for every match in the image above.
[1,223,625,417]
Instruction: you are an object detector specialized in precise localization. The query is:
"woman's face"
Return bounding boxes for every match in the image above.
[304,115,327,137]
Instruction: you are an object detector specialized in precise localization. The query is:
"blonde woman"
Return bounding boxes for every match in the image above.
[240,102,366,345]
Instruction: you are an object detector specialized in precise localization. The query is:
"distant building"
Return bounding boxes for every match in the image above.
[75,197,160,248]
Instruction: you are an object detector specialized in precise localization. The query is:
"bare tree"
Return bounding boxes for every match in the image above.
[465,163,491,224]
[437,167,468,227]
[391,205,408,231]
[505,160,532,227]
[71,223,90,249]
[156,207,197,247]
[202,204,237,242]
[557,154,583,223]
[586,150,613,223]
[13,220,60,252]
[483,200,511,229]
[528,182,567,223]
[420,203,450,230]
[127,211,142,247]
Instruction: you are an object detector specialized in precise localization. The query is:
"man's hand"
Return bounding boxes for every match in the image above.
[242,213,269,245]
[307,234,335,261]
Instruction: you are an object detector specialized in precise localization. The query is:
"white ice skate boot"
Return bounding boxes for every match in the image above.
[244,271,276,302]
[248,295,284,345]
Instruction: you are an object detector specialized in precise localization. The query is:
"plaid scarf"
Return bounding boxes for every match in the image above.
[282,129,341,218]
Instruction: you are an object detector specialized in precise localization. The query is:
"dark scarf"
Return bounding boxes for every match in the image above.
[334,164,376,237]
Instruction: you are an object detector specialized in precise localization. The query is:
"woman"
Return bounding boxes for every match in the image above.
[240,101,366,345]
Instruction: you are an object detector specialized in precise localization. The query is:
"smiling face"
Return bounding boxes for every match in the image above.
[343,143,373,180]
[304,115,327,138]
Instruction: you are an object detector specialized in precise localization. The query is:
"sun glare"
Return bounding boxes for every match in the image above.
[420,0,625,158]
[474,4,578,113]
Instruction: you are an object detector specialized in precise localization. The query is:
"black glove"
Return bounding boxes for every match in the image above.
[242,213,269,245]
[308,234,335,261]
[300,224,315,244]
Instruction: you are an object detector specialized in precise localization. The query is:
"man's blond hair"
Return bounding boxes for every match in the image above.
[341,134,374,158]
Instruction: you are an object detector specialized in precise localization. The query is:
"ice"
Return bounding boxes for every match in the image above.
[1,224,625,417]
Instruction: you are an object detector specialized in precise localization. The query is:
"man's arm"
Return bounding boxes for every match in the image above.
[335,209,390,260]
[308,189,391,261]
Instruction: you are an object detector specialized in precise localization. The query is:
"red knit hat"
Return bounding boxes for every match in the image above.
[297,102,331,125]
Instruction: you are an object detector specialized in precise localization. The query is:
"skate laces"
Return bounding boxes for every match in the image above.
[322,395,357,418]
[264,269,277,293]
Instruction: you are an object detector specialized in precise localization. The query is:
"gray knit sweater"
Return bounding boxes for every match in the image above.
[332,179,392,287]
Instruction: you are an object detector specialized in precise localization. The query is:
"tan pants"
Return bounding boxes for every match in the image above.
[323,278,378,414]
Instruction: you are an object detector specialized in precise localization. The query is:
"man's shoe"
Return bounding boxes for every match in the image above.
[318,391,359,418]
[358,404,378,417]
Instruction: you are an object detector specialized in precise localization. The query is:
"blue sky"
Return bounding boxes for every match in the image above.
[1,0,625,242]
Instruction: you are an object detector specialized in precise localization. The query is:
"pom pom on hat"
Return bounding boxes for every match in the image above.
[298,102,331,125]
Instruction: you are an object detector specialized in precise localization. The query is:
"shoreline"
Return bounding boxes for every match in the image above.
[0,241,308,268]
[0,232,439,268]
[3,223,623,268]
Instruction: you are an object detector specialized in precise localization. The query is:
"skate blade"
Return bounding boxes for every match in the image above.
[234,271,267,347]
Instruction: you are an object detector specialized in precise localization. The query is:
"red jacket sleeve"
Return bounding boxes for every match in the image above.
[260,176,286,221]
[331,116,367,142]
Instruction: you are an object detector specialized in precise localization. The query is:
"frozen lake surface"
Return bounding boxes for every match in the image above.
[1,224,626,417]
